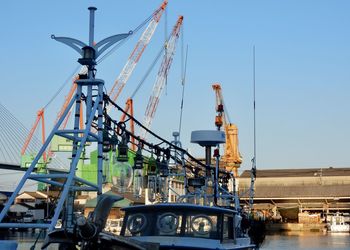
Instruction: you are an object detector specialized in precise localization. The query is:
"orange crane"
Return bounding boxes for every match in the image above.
[141,16,184,139]
[119,98,136,150]
[54,66,87,129]
[212,83,242,177]
[21,66,88,163]
[21,108,47,162]
[22,2,167,154]
[53,66,87,130]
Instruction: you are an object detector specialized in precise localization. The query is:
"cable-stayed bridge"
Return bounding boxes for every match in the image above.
[0,102,69,191]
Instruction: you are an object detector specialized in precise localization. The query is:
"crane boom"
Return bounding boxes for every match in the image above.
[212,83,242,177]
[21,108,47,162]
[54,66,88,129]
[108,0,168,106]
[141,16,184,139]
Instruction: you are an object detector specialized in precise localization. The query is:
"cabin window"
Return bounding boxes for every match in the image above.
[185,214,218,239]
[125,213,147,236]
[157,212,181,235]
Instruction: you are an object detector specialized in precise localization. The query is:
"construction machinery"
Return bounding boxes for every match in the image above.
[21,108,47,163]
[0,7,132,233]
[21,1,168,156]
[212,83,242,177]
[108,0,167,106]
[141,15,184,139]
[107,0,168,150]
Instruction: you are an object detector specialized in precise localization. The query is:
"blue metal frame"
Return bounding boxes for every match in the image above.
[0,6,131,234]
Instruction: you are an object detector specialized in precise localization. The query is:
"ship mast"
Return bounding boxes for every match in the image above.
[0,7,131,234]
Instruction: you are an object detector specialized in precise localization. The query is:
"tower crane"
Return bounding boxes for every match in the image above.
[212,83,242,177]
[140,16,183,139]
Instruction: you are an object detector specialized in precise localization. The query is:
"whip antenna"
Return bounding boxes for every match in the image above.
[249,46,257,210]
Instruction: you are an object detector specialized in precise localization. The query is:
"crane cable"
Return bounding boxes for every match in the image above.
[164,4,168,95]
[130,44,165,99]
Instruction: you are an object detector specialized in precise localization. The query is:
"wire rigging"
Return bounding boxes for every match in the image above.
[39,10,154,114]
[96,10,155,64]
[43,65,81,110]
[106,96,231,176]
[178,44,188,139]
[130,45,165,99]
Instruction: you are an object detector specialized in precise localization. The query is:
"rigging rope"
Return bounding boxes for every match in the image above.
[130,45,165,99]
[96,11,154,64]
[178,44,188,139]
[106,96,231,176]
[41,10,154,111]
[43,65,81,110]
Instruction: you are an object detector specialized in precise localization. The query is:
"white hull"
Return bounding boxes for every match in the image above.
[328,224,350,233]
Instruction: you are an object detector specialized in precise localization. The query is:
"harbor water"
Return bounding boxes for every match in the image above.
[2,231,350,249]
[261,232,350,250]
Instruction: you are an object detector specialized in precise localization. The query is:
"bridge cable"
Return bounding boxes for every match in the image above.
[0,106,27,162]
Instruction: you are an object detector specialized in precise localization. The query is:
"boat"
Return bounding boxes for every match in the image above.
[42,130,261,250]
[111,130,262,250]
[0,5,264,250]
[327,213,350,233]
[119,203,255,250]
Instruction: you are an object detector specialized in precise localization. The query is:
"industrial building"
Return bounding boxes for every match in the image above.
[239,167,350,221]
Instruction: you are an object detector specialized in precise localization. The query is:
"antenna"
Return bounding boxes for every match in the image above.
[178,45,188,140]
[253,46,256,167]
[249,46,257,210]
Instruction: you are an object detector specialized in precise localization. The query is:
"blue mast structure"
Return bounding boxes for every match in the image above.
[0,7,131,233]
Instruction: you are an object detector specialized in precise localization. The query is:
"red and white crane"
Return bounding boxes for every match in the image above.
[141,16,183,139]
[108,0,168,108]
[22,2,167,155]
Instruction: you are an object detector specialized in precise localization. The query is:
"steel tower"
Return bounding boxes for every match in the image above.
[0,7,131,233]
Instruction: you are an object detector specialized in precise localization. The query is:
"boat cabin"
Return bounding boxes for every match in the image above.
[120,204,237,242]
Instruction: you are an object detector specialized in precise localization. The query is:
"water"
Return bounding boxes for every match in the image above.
[2,230,350,249]
[261,232,350,250]
[0,230,57,250]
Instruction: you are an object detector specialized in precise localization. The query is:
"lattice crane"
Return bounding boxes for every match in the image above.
[212,83,242,177]
[141,16,183,139]
[22,1,167,155]
[108,1,168,150]
[21,66,87,165]
[108,0,168,108]
[21,108,47,162]
[54,66,87,130]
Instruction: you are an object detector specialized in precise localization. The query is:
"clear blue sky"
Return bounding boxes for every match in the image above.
[0,0,349,174]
